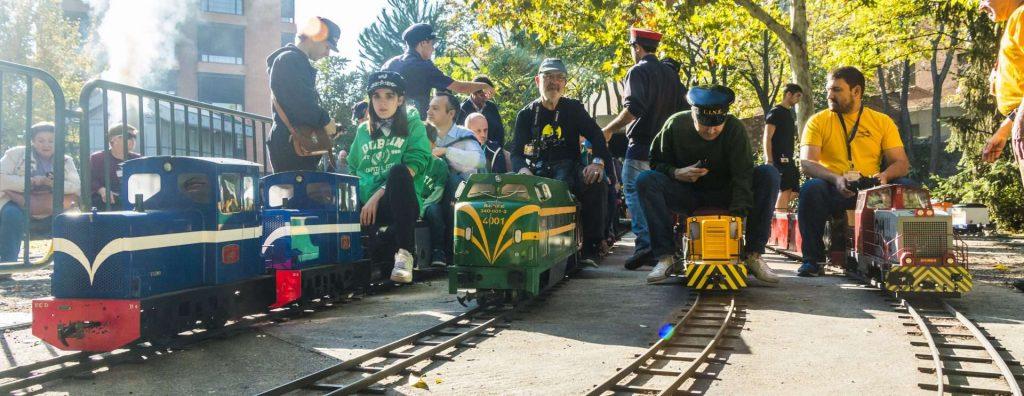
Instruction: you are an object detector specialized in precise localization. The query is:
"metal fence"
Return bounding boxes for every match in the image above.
[78,79,273,209]
[0,60,69,267]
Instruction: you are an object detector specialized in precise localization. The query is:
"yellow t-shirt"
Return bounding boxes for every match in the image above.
[800,107,904,176]
[996,5,1024,115]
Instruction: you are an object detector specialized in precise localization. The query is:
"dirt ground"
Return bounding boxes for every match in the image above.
[961,235,1024,285]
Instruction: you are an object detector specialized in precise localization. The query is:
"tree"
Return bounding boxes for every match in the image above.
[0,0,92,148]
[357,0,447,71]
[314,57,365,152]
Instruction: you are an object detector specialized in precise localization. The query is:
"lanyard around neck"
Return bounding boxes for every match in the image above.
[836,105,864,162]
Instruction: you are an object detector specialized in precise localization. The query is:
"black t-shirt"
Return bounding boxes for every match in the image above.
[765,105,796,163]
[511,98,612,175]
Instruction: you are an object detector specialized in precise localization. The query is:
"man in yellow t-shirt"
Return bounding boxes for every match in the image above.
[796,66,911,277]
[981,0,1024,292]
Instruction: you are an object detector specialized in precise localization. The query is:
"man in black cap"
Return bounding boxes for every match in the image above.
[511,58,614,264]
[456,75,505,145]
[636,85,781,284]
[383,23,496,120]
[600,28,684,271]
[266,16,341,172]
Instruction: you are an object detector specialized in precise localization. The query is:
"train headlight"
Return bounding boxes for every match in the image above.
[926,209,934,216]
[464,227,473,240]
[904,257,913,264]
[514,230,522,243]
[946,257,954,264]
[915,209,924,216]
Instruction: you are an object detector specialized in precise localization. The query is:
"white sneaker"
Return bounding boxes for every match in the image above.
[646,257,675,284]
[745,253,780,285]
[391,249,414,284]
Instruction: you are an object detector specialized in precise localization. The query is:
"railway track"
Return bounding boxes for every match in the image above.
[259,281,567,396]
[0,293,367,395]
[587,292,744,395]
[900,299,1024,396]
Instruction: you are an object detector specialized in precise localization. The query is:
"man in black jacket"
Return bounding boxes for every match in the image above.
[511,58,613,264]
[266,17,340,172]
[456,76,505,145]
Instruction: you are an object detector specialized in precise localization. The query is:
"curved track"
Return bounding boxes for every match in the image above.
[587,293,743,395]
[902,299,1023,395]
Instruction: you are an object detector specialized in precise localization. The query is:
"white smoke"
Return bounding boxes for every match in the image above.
[86,0,195,86]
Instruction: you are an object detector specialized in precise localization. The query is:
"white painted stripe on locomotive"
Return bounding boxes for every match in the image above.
[260,223,362,254]
[54,226,264,285]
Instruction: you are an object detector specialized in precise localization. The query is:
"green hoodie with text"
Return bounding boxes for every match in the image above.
[347,107,432,212]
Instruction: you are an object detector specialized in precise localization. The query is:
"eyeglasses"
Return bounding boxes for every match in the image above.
[541,73,567,82]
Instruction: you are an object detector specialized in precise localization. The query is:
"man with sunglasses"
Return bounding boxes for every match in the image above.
[384,23,496,120]
[637,85,781,284]
[510,58,614,265]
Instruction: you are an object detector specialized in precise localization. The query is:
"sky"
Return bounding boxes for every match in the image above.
[295,0,388,63]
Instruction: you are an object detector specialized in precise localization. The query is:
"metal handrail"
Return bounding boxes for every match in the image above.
[77,78,273,209]
[0,60,68,269]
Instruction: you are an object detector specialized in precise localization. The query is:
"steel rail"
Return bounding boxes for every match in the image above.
[943,301,1022,396]
[587,293,738,396]
[905,300,945,395]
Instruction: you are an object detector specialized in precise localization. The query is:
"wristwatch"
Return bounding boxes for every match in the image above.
[592,158,604,165]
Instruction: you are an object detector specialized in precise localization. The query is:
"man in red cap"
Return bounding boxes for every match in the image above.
[602,27,685,271]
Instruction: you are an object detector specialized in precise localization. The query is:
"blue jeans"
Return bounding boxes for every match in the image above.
[0,203,26,262]
[622,159,650,252]
[797,177,917,263]
[637,165,780,259]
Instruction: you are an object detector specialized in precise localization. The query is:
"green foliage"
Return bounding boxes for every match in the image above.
[357,0,447,71]
[0,0,91,149]
[931,9,1024,232]
[314,57,366,152]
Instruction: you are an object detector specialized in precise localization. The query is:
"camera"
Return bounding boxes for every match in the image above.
[847,176,880,192]
[524,135,565,175]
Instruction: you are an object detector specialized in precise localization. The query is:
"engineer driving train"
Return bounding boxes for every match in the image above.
[510,58,614,265]
[636,85,781,285]
[795,66,913,277]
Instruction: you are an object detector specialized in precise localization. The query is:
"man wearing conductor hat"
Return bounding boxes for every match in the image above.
[601,28,684,271]
[636,85,781,285]
[383,23,496,120]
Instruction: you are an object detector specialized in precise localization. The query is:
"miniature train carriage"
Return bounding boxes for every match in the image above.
[950,203,992,236]
[34,157,271,351]
[449,174,578,302]
[681,213,747,290]
[260,171,366,307]
[851,184,971,296]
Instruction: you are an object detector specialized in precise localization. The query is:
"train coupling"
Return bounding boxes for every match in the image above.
[57,321,101,347]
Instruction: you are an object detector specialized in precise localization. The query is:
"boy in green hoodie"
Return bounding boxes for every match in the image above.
[347,71,432,283]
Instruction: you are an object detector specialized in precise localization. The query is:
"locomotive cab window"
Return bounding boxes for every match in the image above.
[467,183,496,199]
[127,173,161,204]
[338,184,358,212]
[866,190,891,210]
[535,183,552,201]
[218,173,254,214]
[268,184,294,207]
[499,184,530,201]
[306,182,335,207]
[903,190,929,210]
[178,174,212,204]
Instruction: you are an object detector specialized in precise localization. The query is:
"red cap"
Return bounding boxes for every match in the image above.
[629,28,663,45]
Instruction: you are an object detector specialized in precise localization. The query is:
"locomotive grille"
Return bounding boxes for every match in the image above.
[701,223,728,260]
[900,220,948,257]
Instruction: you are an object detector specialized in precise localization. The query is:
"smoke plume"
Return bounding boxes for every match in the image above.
[86,0,195,86]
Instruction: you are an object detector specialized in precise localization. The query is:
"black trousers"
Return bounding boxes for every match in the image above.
[539,160,608,244]
[371,164,420,255]
[268,131,320,172]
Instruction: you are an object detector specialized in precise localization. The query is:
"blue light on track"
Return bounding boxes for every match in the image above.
[658,323,675,339]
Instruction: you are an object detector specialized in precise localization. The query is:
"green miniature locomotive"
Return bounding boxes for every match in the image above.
[449,174,579,304]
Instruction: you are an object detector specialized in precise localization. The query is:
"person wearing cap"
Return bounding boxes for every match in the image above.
[336,101,370,174]
[796,66,911,277]
[660,57,691,113]
[266,16,341,172]
[465,112,512,173]
[764,83,803,211]
[511,58,614,264]
[347,71,432,283]
[637,85,781,284]
[88,124,141,210]
[456,75,506,145]
[600,28,685,271]
[383,23,496,120]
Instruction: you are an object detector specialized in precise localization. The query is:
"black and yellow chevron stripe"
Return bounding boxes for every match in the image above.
[884,265,973,293]
[685,263,749,290]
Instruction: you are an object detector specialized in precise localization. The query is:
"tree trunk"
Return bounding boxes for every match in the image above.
[734,0,813,134]
[877,65,893,116]
[899,58,915,164]
[928,26,959,176]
